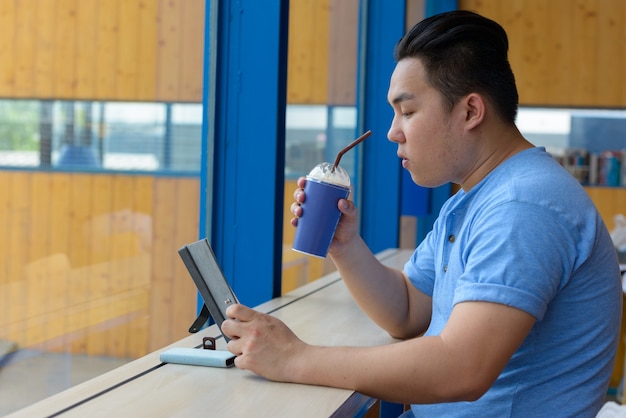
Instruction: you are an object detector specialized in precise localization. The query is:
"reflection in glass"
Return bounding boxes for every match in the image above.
[518,107,626,186]
[0,99,202,174]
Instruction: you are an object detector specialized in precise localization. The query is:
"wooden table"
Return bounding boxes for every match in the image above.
[6,249,412,418]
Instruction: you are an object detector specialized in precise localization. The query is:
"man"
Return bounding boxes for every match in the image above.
[222,10,622,416]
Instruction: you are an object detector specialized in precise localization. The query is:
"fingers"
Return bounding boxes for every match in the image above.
[225,303,255,321]
[292,177,306,203]
[290,202,302,217]
[223,305,255,350]
[223,307,266,360]
[292,188,305,204]
[338,197,355,216]
[290,177,306,226]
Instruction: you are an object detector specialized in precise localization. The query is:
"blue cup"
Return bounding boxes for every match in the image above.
[292,178,350,258]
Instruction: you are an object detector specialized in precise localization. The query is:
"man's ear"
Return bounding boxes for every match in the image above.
[463,93,485,130]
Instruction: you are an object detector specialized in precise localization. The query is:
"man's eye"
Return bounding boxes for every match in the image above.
[402,111,414,118]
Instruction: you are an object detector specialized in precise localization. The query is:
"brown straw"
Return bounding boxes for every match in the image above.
[332,130,372,171]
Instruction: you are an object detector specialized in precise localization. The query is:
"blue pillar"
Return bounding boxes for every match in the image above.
[357,0,405,254]
[200,0,288,306]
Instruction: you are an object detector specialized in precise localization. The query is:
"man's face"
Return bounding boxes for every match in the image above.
[387,58,464,188]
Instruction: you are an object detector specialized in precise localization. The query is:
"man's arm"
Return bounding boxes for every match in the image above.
[223,301,535,404]
[328,234,432,339]
[307,191,432,339]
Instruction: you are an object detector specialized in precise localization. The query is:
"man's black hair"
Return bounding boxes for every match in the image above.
[394,10,519,123]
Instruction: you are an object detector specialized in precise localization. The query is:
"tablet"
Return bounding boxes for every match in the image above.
[178,238,238,341]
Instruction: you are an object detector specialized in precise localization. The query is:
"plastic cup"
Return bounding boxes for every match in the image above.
[292,177,350,258]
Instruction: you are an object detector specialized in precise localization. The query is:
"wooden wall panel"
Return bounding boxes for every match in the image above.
[0,0,346,105]
[127,176,154,358]
[13,0,36,97]
[148,177,178,351]
[117,0,142,100]
[108,176,133,356]
[8,173,31,285]
[0,172,199,358]
[180,0,206,101]
[170,178,201,344]
[543,1,572,105]
[597,1,623,106]
[287,0,330,104]
[459,0,626,107]
[75,1,97,99]
[5,0,626,106]
[156,0,182,101]
[95,0,119,101]
[570,0,599,106]
[0,0,204,102]
[67,174,93,353]
[28,174,52,267]
[138,0,159,100]
[500,0,548,105]
[87,175,113,356]
[326,0,358,106]
[35,0,56,98]
[55,0,78,99]
[0,1,16,94]
[585,187,626,231]
[6,173,29,346]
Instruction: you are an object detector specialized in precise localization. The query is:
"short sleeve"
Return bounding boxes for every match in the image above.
[453,201,577,320]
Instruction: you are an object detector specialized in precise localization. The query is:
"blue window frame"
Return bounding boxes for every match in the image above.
[202,0,288,306]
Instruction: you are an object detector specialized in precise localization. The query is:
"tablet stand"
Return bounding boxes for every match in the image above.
[189,304,211,333]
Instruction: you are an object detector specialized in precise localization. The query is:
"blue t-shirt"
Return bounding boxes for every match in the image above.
[405,147,622,417]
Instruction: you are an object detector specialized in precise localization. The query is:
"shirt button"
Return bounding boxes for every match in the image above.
[448,234,455,243]
[443,265,448,272]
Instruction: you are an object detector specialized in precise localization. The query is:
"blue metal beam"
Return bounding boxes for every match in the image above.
[357,0,405,254]
[202,0,288,306]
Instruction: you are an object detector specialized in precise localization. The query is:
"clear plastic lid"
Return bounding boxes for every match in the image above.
[306,162,350,187]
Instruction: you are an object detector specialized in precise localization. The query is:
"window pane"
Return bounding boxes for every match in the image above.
[0,0,206,413]
[282,0,360,294]
[517,107,626,186]
[0,100,202,414]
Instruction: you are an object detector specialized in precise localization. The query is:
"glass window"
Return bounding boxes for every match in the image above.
[0,100,202,174]
[281,0,361,294]
[517,107,626,186]
[0,100,202,414]
[0,0,206,413]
